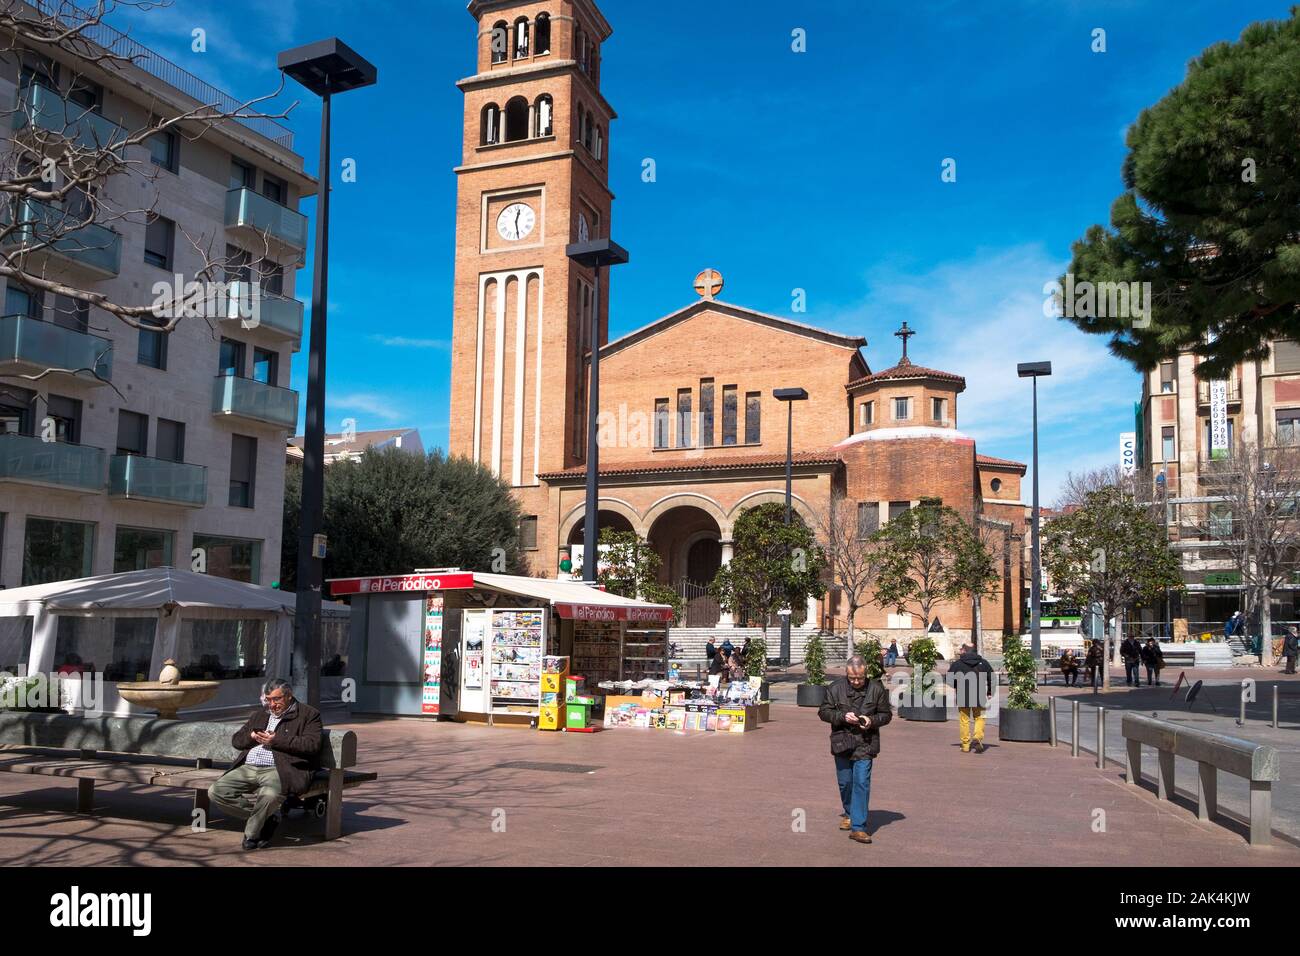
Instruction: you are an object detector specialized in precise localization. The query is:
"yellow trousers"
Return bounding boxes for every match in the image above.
[958,707,985,750]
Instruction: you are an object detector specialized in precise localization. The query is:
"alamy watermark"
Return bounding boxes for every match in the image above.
[150,276,263,328]
[0,671,105,714]
[1044,274,1151,328]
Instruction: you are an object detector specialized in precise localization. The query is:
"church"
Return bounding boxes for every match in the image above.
[447,0,1026,643]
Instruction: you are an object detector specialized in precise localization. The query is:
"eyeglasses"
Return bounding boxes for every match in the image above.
[266,694,288,703]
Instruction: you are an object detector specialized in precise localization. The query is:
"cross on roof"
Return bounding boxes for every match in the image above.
[895,321,916,362]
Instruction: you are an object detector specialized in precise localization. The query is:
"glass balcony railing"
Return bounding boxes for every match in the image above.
[12,83,126,152]
[225,188,307,253]
[212,374,299,430]
[109,455,207,506]
[7,198,122,276]
[0,314,112,382]
[221,281,303,343]
[0,432,105,491]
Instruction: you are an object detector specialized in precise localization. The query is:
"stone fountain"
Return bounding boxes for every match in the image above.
[117,659,220,719]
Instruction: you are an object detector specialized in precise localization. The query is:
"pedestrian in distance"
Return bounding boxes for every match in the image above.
[1140,638,1165,686]
[818,655,892,845]
[1085,640,1104,689]
[1283,627,1299,676]
[947,643,996,753]
[1120,634,1143,687]
[885,640,899,668]
[1058,649,1079,687]
[705,638,717,663]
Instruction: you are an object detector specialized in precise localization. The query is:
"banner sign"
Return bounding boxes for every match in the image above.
[1210,380,1229,457]
[1119,432,1136,476]
[422,595,443,715]
[328,572,475,596]
[556,603,676,622]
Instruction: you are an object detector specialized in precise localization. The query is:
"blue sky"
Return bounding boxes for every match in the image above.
[115,0,1296,503]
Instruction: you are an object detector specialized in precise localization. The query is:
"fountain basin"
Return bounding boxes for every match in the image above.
[117,680,220,719]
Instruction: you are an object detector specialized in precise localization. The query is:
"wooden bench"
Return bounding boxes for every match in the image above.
[0,713,377,840]
[1121,712,1280,846]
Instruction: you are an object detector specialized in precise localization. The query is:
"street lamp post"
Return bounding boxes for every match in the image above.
[565,238,629,584]
[1156,470,1171,636]
[774,387,809,665]
[279,39,377,707]
[1017,361,1052,664]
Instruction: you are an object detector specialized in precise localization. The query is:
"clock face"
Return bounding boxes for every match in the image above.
[578,213,589,243]
[496,202,536,242]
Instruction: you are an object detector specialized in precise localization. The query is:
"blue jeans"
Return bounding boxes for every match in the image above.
[834,754,873,833]
[1125,661,1141,685]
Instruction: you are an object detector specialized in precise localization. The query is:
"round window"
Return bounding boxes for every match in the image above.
[990,478,1002,493]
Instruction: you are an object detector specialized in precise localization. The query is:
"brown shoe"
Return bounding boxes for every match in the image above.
[849,830,873,844]
[973,741,986,754]
[839,816,851,831]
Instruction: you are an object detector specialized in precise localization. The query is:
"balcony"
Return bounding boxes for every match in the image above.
[6,198,122,277]
[225,188,307,260]
[0,314,112,384]
[219,281,303,348]
[109,455,207,507]
[0,432,104,492]
[212,374,299,430]
[12,83,125,153]
[1197,379,1241,404]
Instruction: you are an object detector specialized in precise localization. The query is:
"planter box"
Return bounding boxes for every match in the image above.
[796,683,827,707]
[999,706,1051,742]
[898,705,948,722]
[754,702,770,724]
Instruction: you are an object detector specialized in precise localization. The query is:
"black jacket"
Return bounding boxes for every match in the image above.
[946,651,995,708]
[231,700,323,796]
[1140,643,1165,668]
[1284,633,1299,657]
[818,676,892,760]
[1120,638,1142,665]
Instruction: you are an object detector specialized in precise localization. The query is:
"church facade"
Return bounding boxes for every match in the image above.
[447,0,1026,640]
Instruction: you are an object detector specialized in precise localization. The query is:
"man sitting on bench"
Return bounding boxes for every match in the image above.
[207,678,322,851]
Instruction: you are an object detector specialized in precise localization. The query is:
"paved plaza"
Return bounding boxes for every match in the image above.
[0,667,1296,867]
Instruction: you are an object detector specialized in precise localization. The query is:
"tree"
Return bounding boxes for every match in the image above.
[0,2,295,391]
[281,448,524,588]
[1058,11,1300,379]
[871,501,994,637]
[1042,486,1183,689]
[1189,439,1300,666]
[959,517,1005,656]
[596,528,682,624]
[709,502,827,643]
[814,491,883,650]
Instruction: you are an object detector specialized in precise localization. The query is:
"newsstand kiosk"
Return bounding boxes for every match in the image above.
[330,570,674,726]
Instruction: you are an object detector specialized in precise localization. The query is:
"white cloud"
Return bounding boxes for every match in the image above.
[328,392,405,424]
[369,335,450,349]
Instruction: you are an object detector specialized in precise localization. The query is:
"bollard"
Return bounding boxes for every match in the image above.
[1274,685,1279,730]
[1096,706,1106,770]
[1238,689,1246,727]
[1071,700,1080,758]
[1049,696,1058,747]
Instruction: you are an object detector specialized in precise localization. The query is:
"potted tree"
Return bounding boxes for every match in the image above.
[743,637,771,721]
[797,633,828,707]
[998,635,1051,741]
[898,636,947,721]
[852,636,885,681]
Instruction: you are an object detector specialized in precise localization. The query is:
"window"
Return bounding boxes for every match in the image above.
[583,110,594,151]
[513,17,530,58]
[138,317,167,370]
[699,379,715,447]
[229,159,255,191]
[46,394,81,443]
[6,284,42,318]
[859,401,874,427]
[1275,340,1300,374]
[116,410,147,456]
[990,478,1003,493]
[745,392,761,444]
[53,615,155,682]
[577,28,587,71]
[261,175,285,205]
[0,613,33,675]
[722,386,738,445]
[176,617,267,680]
[1162,426,1175,462]
[253,347,278,387]
[0,385,35,435]
[857,502,879,537]
[219,337,245,377]
[261,262,284,297]
[504,96,529,142]
[893,396,911,421]
[577,105,586,149]
[888,501,911,522]
[148,130,178,173]
[1277,409,1300,445]
[192,534,260,584]
[114,527,173,573]
[595,126,603,162]
[491,20,509,63]
[1160,361,1175,393]
[932,397,947,422]
[224,244,253,284]
[156,418,185,462]
[229,434,257,508]
[22,518,94,586]
[66,78,102,111]
[654,398,670,449]
[676,389,692,448]
[143,213,173,269]
[1203,418,1234,458]
[535,95,553,137]
[519,516,538,550]
[482,103,500,145]
[535,13,551,53]
[52,295,88,333]
[1209,504,1233,540]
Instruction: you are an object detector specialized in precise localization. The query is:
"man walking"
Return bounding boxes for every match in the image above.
[948,643,995,753]
[818,655,892,845]
[1120,634,1143,687]
[207,678,322,850]
[1283,627,1299,675]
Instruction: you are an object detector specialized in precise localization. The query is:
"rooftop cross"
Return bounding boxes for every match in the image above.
[895,321,916,362]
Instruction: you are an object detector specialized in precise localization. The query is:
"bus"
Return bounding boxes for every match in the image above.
[1039,597,1082,628]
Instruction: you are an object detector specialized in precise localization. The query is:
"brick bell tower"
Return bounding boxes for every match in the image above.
[448,0,615,563]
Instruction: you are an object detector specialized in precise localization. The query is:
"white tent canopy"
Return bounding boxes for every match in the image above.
[0,567,296,614]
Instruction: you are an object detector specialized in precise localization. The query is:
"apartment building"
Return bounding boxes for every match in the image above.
[1136,341,1300,624]
[0,8,312,589]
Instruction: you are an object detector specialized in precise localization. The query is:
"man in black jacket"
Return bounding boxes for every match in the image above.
[818,655,892,845]
[948,644,995,753]
[208,678,323,850]
[1120,635,1143,686]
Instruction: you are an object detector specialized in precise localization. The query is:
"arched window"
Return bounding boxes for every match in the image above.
[535,95,553,137]
[513,17,530,59]
[504,96,529,142]
[583,110,593,151]
[536,13,551,54]
[577,28,587,71]
[491,21,508,64]
[595,126,603,161]
[481,103,500,145]
[576,103,585,146]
